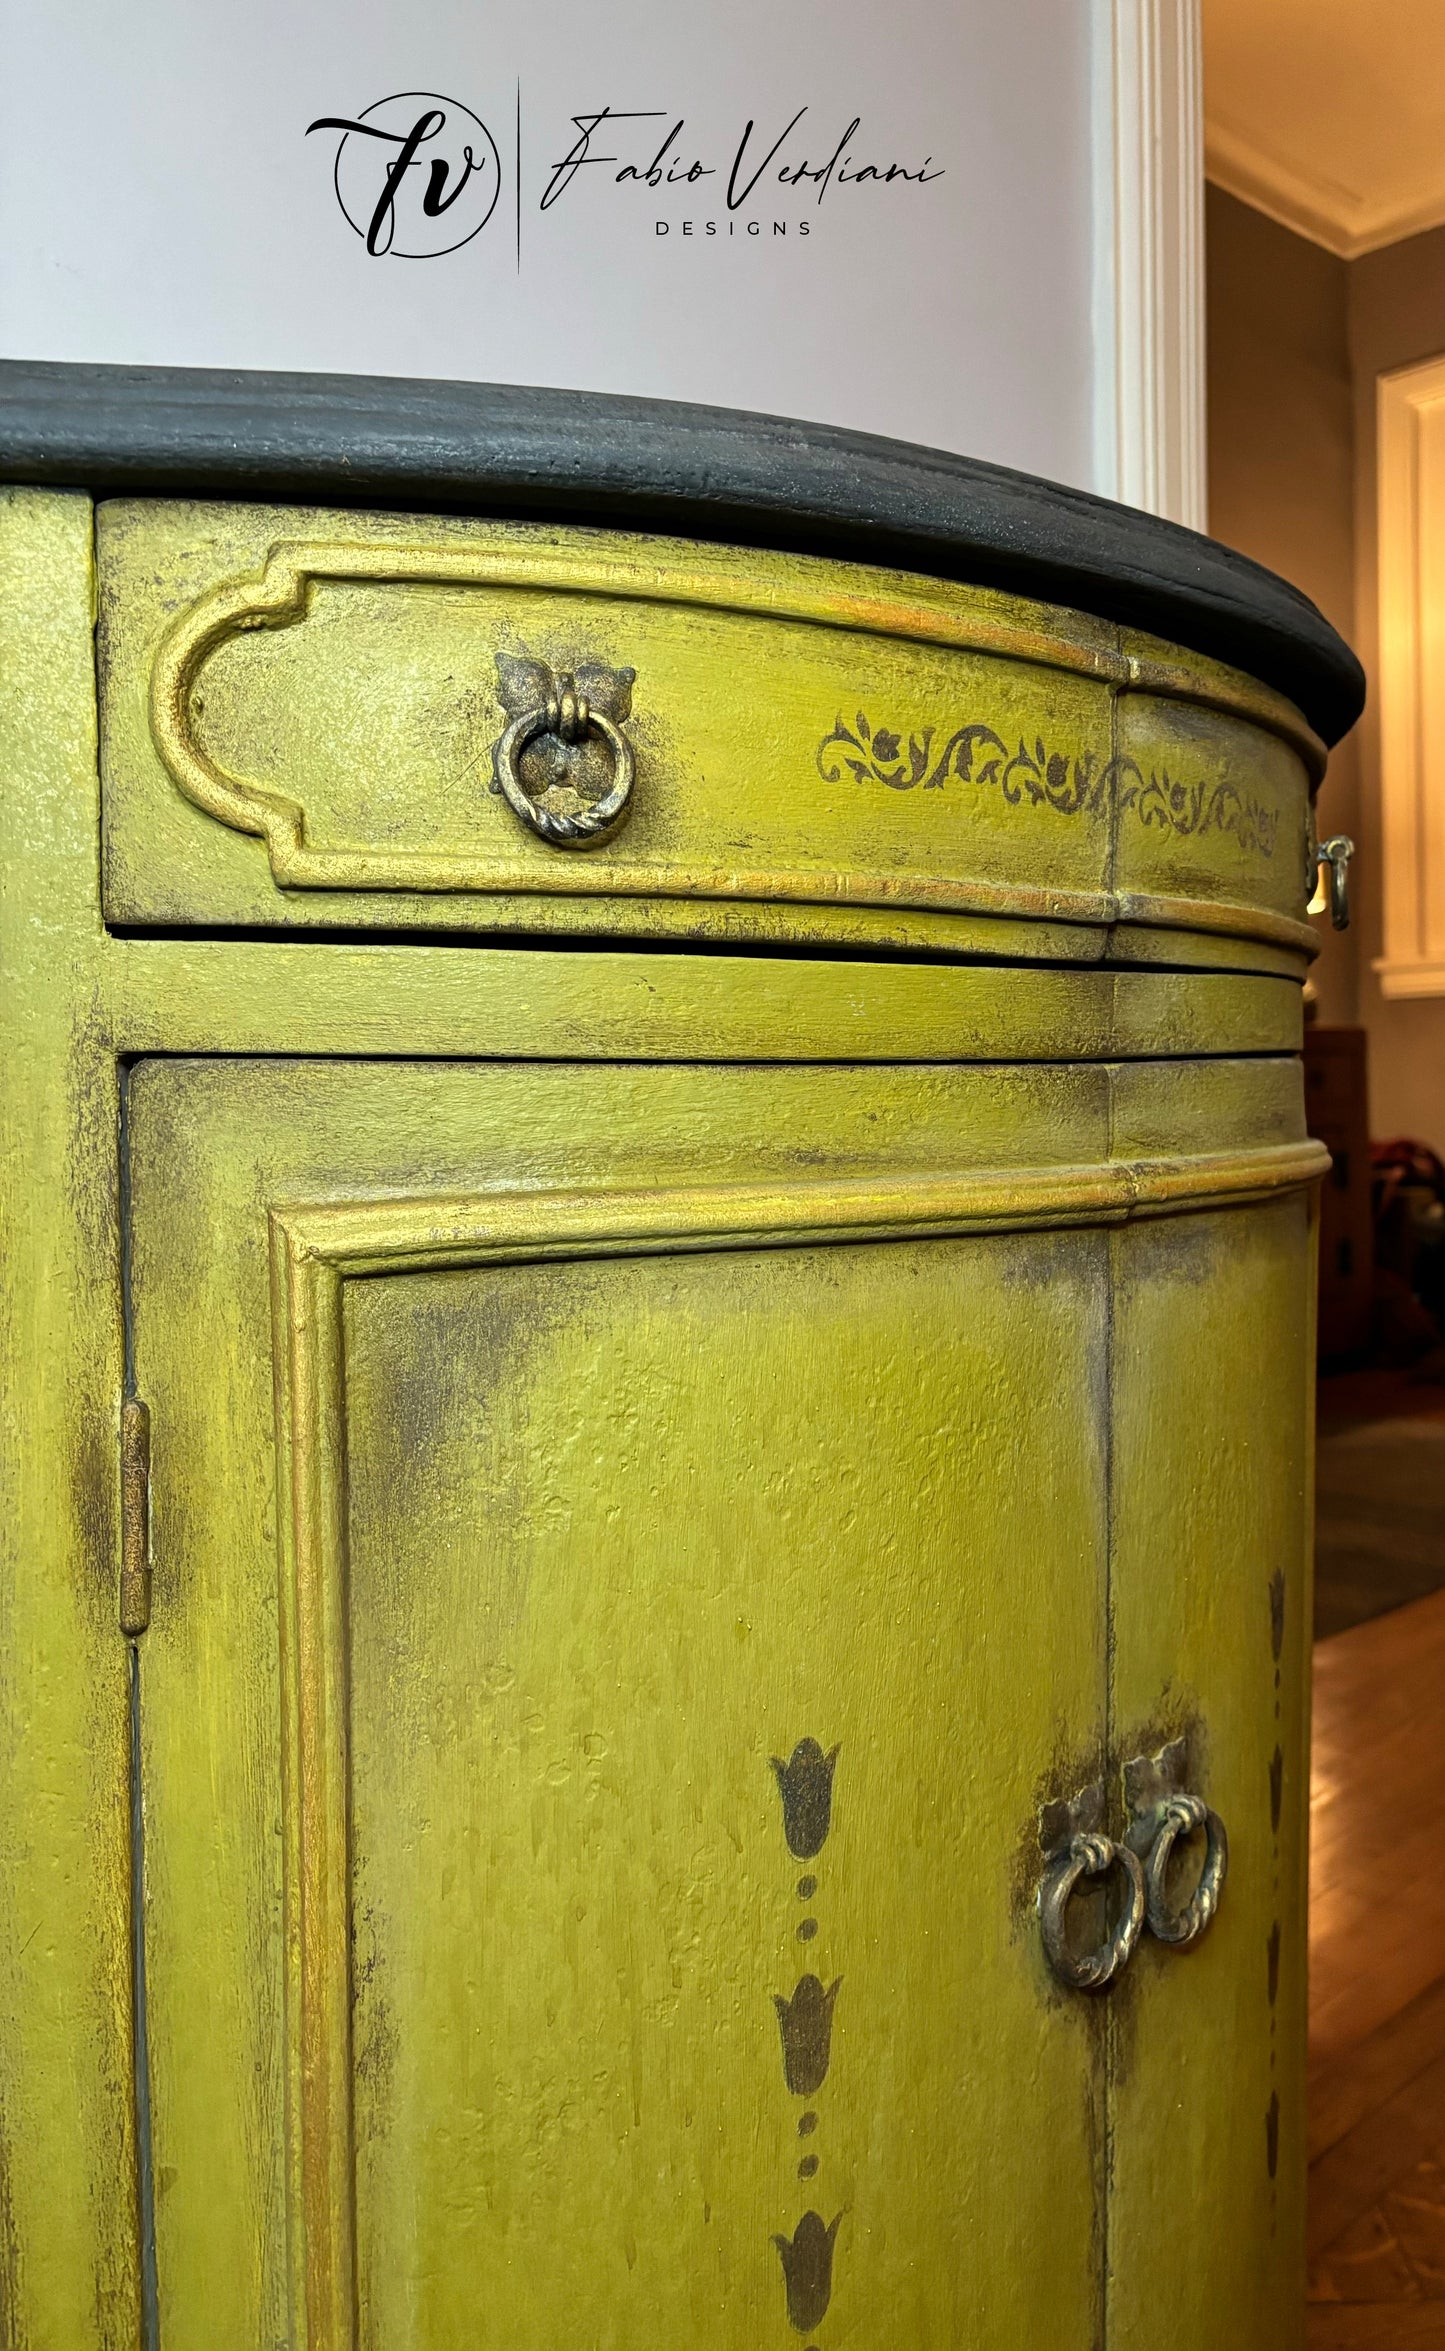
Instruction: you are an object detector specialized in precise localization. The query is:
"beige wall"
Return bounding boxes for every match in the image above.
[1205,185,1359,1026]
[1348,226,1445,1151]
[1207,185,1445,1149]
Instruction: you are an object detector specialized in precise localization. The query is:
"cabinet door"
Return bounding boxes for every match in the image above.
[129,1058,1111,2351]
[1108,1194,1315,2351]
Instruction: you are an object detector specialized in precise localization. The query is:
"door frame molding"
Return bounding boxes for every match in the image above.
[1376,352,1445,997]
[1093,0,1207,531]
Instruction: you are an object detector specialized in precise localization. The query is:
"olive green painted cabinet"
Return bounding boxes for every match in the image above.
[0,379,1356,2351]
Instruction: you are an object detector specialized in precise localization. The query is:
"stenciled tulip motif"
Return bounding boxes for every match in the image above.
[772,2210,843,2334]
[773,1974,842,2097]
[769,1736,842,2337]
[770,1738,840,1861]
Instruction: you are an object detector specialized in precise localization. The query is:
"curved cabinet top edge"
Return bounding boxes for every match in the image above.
[0,358,1366,749]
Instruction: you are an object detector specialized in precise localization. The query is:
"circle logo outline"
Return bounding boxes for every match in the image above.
[331,91,501,260]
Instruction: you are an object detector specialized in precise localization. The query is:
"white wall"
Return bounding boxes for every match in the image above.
[0,0,1102,487]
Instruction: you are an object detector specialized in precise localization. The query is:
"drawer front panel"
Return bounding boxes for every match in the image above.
[1115,654,1312,935]
[98,502,1321,958]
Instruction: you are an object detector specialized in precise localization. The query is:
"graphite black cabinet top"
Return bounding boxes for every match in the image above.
[0,358,1364,746]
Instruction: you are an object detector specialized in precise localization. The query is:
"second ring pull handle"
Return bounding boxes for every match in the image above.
[1124,1742,1229,1953]
[1305,820,1354,929]
[1140,1793,1228,1947]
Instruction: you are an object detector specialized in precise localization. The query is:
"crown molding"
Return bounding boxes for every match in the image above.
[1206,117,1445,261]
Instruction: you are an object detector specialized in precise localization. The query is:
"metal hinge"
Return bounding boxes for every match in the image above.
[119,1397,152,1636]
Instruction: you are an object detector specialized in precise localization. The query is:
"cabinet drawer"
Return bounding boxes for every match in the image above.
[98,500,1322,962]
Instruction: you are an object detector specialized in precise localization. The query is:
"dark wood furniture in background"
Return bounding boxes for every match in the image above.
[1305,1026,1373,1362]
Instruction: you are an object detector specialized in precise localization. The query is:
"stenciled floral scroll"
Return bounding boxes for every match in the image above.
[816,714,1278,858]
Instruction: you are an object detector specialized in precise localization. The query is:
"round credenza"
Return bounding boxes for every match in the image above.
[0,361,1364,2351]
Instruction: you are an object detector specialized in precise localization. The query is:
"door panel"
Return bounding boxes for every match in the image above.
[1107,1199,1315,2351]
[130,1058,1111,2351]
[343,1242,1102,2350]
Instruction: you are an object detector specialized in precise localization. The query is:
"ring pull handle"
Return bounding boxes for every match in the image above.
[1139,1793,1229,1948]
[490,653,637,847]
[1124,1742,1229,1952]
[1307,829,1354,929]
[1036,1784,1146,1991]
[1039,1831,1147,1990]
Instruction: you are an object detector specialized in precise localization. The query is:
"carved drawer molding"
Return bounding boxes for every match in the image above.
[117,517,1324,949]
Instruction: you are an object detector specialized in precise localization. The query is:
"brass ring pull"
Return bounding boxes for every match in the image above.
[1142,1793,1228,1948]
[1316,834,1353,930]
[1305,817,1353,929]
[1038,1830,1147,1991]
[491,657,636,847]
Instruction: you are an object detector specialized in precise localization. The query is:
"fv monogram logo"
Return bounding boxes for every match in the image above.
[306,92,501,257]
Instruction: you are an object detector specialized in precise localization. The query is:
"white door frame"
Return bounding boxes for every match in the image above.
[1093,0,1207,531]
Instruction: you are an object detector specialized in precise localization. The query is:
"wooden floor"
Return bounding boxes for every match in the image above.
[1309,1581,1445,2344]
[1315,1419,1445,1639]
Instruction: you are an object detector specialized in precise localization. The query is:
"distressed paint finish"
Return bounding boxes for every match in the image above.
[127,1059,1124,2350]
[121,1058,1321,2351]
[1106,1192,1317,2350]
[0,489,137,2351]
[97,501,1319,957]
[0,482,1326,2349]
